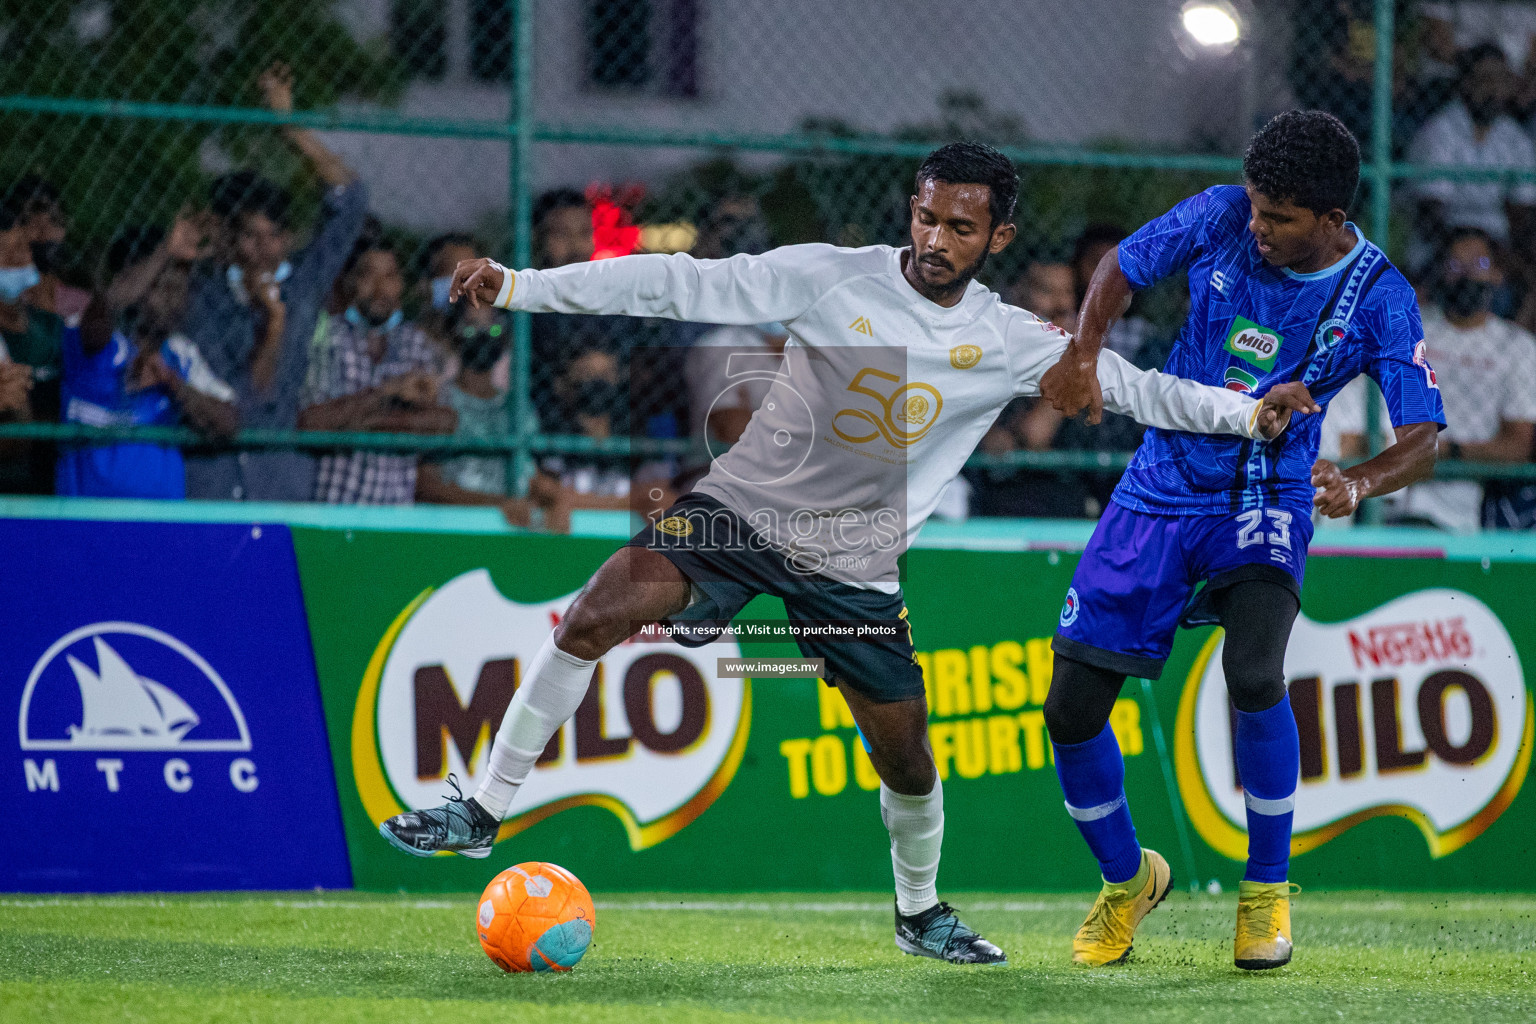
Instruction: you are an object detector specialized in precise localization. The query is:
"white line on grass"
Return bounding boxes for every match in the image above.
[2,896,1530,914]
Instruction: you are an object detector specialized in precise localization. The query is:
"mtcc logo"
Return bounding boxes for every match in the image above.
[18,622,258,795]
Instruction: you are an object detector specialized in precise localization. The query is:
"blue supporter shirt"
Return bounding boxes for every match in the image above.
[1112,185,1446,517]
[56,325,235,499]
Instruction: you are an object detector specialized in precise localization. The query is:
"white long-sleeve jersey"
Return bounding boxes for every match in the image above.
[499,244,1265,590]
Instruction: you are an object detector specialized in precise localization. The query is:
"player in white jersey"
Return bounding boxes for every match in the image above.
[379,144,1317,964]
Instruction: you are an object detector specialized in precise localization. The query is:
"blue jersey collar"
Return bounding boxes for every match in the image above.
[1281,223,1367,281]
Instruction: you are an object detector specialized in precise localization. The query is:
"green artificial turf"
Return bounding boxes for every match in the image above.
[2,891,1533,1023]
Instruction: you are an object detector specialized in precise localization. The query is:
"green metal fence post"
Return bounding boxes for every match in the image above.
[1360,0,1396,524]
[507,0,536,496]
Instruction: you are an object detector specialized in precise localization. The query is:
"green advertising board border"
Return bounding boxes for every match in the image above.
[5,497,1532,893]
[5,496,1536,563]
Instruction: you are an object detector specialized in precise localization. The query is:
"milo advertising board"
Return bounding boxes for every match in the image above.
[292,526,1536,892]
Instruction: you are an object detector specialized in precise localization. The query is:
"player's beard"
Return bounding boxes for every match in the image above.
[919,246,990,302]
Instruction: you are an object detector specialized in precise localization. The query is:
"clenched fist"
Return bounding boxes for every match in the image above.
[449,257,508,310]
[1312,459,1365,518]
[1254,381,1321,441]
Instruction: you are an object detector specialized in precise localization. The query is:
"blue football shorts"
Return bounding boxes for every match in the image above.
[1053,501,1313,679]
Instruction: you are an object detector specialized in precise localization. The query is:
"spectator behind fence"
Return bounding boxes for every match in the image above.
[1289,1,1431,157]
[0,188,62,493]
[537,346,675,518]
[415,303,565,528]
[1333,227,1536,531]
[182,62,368,502]
[422,232,479,316]
[1423,2,1536,119]
[299,235,452,504]
[1407,43,1536,277]
[55,220,238,498]
[6,177,90,321]
[529,189,623,425]
[1069,224,1156,361]
[420,232,510,393]
[969,260,1089,519]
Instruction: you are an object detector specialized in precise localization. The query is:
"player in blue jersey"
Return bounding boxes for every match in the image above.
[1036,111,1446,971]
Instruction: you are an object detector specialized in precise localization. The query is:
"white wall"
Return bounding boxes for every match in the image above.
[323,0,1227,236]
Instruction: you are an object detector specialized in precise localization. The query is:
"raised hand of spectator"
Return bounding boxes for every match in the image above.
[166,206,214,263]
[258,61,295,114]
[0,362,33,417]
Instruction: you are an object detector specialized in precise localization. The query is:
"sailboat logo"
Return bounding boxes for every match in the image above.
[19,622,251,751]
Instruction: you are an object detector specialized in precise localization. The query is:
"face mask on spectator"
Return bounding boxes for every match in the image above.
[0,264,40,303]
[567,378,619,415]
[226,260,292,302]
[430,275,454,311]
[1438,277,1494,318]
[717,218,771,257]
[457,322,507,373]
[344,305,404,333]
[29,240,61,275]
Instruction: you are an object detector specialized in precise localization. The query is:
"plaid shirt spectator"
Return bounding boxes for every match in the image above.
[307,315,441,504]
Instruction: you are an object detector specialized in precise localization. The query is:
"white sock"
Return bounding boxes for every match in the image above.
[880,780,943,917]
[472,636,597,819]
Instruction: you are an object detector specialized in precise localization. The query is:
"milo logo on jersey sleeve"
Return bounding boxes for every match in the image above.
[1224,316,1284,371]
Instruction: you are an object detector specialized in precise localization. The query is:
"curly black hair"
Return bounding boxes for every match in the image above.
[915,142,1019,230]
[1243,110,1360,216]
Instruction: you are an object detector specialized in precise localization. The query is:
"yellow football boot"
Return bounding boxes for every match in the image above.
[1071,848,1173,966]
[1234,880,1298,970]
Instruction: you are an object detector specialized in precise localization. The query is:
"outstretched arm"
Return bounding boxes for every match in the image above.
[449,245,840,326]
[260,62,355,187]
[1095,347,1319,441]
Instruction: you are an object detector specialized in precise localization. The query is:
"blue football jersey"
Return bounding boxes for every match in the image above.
[55,325,233,499]
[1111,185,1445,516]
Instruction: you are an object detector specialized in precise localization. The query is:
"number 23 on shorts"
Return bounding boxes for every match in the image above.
[1235,508,1293,563]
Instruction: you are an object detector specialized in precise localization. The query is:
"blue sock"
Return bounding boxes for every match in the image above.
[1053,723,1142,884]
[1235,693,1300,884]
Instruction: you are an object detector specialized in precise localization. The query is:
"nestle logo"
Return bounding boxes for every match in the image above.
[1347,618,1472,670]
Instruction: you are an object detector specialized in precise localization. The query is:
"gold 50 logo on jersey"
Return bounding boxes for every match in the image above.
[832,368,943,449]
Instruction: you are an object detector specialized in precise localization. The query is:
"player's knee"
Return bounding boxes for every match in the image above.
[880,752,936,796]
[865,726,937,795]
[1042,685,1077,743]
[552,599,622,661]
[1215,581,1298,714]
[1226,670,1286,714]
[1043,658,1122,746]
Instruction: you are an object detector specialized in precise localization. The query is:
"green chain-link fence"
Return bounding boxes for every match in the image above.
[2,0,1536,518]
